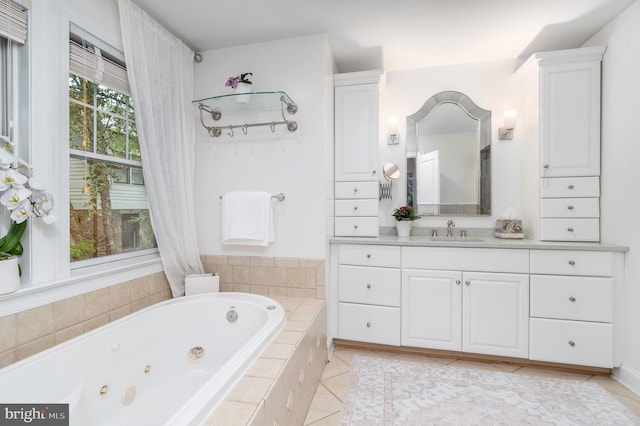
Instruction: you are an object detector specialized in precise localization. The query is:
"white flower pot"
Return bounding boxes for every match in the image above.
[0,257,21,295]
[396,220,412,237]
[235,82,252,103]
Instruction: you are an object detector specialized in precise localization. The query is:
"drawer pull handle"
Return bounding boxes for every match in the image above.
[456,280,461,285]
[569,296,576,302]
[366,322,371,328]
[354,206,358,210]
[353,188,358,193]
[568,185,575,189]
[366,283,371,289]
[568,260,575,266]
[372,170,376,175]
[366,254,371,259]
[567,205,574,210]
[567,227,574,232]
[354,225,358,230]
[568,340,576,347]
[465,280,470,286]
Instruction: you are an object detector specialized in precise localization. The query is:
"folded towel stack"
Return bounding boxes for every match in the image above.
[222,191,274,246]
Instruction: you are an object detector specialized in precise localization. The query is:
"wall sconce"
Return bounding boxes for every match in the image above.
[499,109,517,140]
[387,117,399,145]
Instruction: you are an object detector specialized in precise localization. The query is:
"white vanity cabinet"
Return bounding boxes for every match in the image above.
[336,244,401,345]
[402,247,530,358]
[529,249,617,368]
[519,46,605,242]
[333,70,383,237]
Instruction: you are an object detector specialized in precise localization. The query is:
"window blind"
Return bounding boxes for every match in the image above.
[69,39,130,96]
[0,0,27,44]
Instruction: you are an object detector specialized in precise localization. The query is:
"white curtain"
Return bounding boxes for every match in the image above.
[118,0,203,296]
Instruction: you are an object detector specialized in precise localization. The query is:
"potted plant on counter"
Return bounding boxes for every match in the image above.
[392,205,417,237]
[0,136,56,294]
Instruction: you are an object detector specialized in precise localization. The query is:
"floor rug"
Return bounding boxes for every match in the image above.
[339,355,640,425]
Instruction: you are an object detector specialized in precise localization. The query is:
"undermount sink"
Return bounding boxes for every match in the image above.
[427,236,484,242]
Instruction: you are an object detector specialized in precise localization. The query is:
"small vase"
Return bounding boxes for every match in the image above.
[235,82,252,103]
[396,220,412,237]
[0,257,21,295]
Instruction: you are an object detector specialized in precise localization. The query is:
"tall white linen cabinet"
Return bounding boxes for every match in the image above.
[519,46,606,242]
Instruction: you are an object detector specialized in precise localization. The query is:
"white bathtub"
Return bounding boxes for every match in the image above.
[0,292,285,425]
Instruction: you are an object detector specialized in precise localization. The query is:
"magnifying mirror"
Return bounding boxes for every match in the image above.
[383,162,400,181]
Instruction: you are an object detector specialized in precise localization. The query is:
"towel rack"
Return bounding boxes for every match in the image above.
[219,193,285,202]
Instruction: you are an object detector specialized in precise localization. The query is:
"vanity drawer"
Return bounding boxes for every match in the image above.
[540,198,600,218]
[339,244,401,268]
[402,247,529,273]
[335,199,379,216]
[338,266,401,307]
[530,275,613,322]
[539,177,599,198]
[530,250,613,276]
[539,218,599,242]
[338,302,401,345]
[529,318,613,368]
[335,217,379,237]
[335,181,379,199]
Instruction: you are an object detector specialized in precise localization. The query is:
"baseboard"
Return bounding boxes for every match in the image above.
[613,364,640,397]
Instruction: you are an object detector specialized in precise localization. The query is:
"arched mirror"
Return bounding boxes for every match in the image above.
[406,91,491,216]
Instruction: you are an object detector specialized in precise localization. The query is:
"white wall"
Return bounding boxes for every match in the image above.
[378,61,522,229]
[583,0,640,394]
[193,35,334,259]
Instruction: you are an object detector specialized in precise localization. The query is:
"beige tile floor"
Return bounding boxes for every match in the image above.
[303,348,640,425]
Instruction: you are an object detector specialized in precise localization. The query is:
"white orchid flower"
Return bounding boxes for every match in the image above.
[1,168,28,188]
[0,146,15,168]
[28,177,47,191]
[0,187,33,210]
[10,201,33,223]
[41,207,57,224]
[33,191,54,213]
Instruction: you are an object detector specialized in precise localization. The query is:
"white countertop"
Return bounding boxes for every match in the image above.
[329,234,628,252]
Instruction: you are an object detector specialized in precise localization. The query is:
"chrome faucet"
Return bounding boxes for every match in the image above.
[446,219,455,237]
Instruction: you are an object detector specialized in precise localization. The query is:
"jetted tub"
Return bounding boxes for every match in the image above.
[0,292,285,425]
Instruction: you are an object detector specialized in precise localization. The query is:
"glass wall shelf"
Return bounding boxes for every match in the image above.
[193,91,298,138]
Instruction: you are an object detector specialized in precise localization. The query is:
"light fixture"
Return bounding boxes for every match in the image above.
[387,117,399,145]
[499,108,517,140]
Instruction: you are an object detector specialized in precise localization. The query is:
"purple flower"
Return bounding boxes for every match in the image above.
[225,76,239,89]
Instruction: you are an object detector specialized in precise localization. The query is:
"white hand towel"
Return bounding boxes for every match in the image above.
[222,191,274,246]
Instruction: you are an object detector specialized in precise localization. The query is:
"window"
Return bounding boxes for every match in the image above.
[68,32,156,263]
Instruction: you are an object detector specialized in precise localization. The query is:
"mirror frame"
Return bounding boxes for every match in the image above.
[406,91,491,216]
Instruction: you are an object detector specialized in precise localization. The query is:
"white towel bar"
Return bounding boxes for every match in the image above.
[219,193,285,201]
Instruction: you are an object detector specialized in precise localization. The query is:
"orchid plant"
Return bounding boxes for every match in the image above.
[0,136,56,260]
[225,72,253,89]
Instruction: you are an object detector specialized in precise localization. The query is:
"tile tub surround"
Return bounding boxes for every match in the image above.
[202,255,326,299]
[0,272,171,369]
[207,297,327,425]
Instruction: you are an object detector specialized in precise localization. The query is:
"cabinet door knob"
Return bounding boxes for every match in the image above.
[354,188,358,193]
[568,260,575,266]
[353,225,358,230]
[366,283,371,289]
[366,322,371,328]
[544,164,549,169]
[568,340,576,347]
[372,170,376,175]
[569,296,576,302]
[567,227,574,232]
[456,280,461,285]
[568,184,575,189]
[354,206,358,211]
[366,254,371,259]
[465,280,471,286]
[567,205,575,210]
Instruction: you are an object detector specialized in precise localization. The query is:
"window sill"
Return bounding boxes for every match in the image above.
[0,253,163,317]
